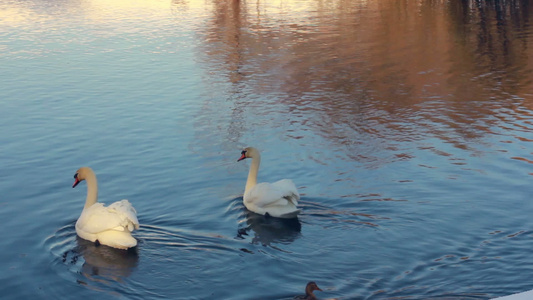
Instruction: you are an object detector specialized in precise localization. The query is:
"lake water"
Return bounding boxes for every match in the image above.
[2,0,533,299]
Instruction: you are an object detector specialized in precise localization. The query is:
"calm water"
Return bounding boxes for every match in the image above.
[2,0,533,299]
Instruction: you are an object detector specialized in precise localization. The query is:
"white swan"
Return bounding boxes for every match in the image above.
[72,167,139,250]
[237,147,300,218]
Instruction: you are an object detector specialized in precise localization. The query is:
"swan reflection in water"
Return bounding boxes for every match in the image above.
[238,211,302,247]
[62,237,139,285]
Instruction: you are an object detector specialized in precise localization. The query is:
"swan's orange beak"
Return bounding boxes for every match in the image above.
[72,173,80,188]
[238,153,246,162]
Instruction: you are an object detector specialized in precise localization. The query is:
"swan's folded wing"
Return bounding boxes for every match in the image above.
[246,180,300,208]
[77,200,139,234]
[108,200,140,230]
[272,179,300,206]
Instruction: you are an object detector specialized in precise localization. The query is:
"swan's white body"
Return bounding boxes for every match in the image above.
[73,167,139,250]
[238,147,300,218]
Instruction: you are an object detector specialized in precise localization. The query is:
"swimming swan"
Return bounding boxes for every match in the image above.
[72,167,139,250]
[237,147,300,218]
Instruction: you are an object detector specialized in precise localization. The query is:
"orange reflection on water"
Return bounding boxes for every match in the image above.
[196,0,533,159]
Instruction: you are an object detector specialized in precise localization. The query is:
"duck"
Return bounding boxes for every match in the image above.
[72,167,139,250]
[237,147,300,218]
[294,282,323,300]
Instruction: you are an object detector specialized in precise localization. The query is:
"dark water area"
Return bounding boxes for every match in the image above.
[1,0,533,299]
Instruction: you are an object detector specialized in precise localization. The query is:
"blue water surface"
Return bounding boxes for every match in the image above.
[1,1,533,299]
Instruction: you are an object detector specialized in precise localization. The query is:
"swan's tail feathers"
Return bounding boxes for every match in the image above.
[279,209,301,219]
[283,193,299,206]
[128,222,139,231]
[97,230,138,250]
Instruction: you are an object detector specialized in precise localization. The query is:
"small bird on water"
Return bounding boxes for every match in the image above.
[294,281,323,300]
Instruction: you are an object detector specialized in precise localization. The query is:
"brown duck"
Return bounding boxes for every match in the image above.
[294,282,323,300]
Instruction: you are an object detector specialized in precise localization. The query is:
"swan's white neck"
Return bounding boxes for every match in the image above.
[83,171,98,209]
[244,152,261,196]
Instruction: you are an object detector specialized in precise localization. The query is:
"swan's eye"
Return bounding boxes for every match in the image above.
[241,150,246,155]
[74,173,78,179]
